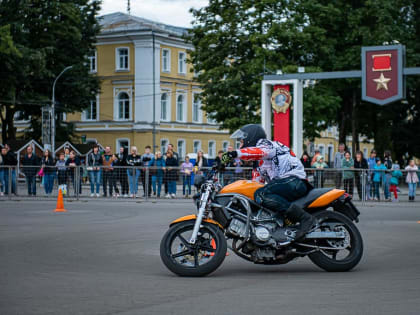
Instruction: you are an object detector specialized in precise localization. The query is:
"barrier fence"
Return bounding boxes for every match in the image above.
[0,165,418,204]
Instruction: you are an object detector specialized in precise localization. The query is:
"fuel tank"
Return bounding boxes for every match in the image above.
[219,180,264,200]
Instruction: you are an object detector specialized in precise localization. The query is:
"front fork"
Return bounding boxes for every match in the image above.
[189,185,211,244]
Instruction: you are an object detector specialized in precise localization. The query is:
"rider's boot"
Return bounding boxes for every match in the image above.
[285,204,316,240]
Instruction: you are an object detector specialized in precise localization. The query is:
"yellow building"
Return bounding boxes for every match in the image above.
[65,12,232,159]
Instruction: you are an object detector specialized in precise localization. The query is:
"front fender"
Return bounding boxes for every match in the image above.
[170,214,224,229]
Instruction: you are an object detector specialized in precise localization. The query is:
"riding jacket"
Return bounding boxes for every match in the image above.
[235,139,306,183]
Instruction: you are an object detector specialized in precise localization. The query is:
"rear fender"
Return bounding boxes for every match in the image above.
[332,198,360,222]
[169,214,224,229]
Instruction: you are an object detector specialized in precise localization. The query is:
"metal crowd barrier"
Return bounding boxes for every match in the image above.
[0,165,417,204]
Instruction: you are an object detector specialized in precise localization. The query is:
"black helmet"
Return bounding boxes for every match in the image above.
[230,124,267,148]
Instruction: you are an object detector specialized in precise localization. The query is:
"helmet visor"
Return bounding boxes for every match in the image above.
[230,129,248,140]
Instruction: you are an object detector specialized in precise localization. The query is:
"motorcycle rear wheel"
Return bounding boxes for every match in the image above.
[160,221,227,277]
[308,211,363,272]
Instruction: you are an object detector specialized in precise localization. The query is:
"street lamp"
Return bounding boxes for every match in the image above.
[51,65,73,154]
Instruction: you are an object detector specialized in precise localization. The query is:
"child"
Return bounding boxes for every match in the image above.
[56,153,67,195]
[373,158,386,201]
[389,164,402,202]
[180,156,194,198]
[405,159,419,201]
[312,155,328,188]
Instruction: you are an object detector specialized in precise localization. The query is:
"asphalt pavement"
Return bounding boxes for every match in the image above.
[1,199,420,315]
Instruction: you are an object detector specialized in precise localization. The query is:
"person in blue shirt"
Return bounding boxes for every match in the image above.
[366,150,377,200]
[389,164,403,202]
[373,158,386,200]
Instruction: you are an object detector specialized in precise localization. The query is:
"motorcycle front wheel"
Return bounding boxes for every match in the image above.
[307,211,363,272]
[160,221,227,277]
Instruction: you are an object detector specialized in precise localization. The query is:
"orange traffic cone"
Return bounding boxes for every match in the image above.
[54,189,67,213]
[210,238,229,256]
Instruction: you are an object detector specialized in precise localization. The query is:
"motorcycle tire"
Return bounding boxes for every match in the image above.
[160,220,227,277]
[308,210,363,272]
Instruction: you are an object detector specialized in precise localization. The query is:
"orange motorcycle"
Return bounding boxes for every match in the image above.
[160,167,363,276]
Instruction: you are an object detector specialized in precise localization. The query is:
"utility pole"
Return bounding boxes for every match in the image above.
[51,65,73,155]
[127,0,131,15]
[152,32,156,153]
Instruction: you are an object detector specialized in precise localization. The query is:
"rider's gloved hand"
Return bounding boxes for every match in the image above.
[221,151,237,164]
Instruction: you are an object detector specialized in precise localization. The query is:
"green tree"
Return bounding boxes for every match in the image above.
[189,0,340,138]
[0,0,101,144]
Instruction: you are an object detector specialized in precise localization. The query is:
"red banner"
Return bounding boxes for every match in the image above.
[273,85,290,146]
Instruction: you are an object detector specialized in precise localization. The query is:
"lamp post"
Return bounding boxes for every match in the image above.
[51,65,73,154]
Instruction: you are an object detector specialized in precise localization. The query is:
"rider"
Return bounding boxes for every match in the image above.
[222,124,316,240]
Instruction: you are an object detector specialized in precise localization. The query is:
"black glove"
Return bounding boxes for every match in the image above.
[221,151,238,164]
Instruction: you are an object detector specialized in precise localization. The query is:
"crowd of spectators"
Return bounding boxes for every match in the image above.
[300,144,419,202]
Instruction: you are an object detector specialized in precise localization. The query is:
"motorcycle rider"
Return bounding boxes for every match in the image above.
[222,124,316,240]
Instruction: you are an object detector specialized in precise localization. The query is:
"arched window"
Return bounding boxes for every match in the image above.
[118,92,130,120]
[176,94,185,122]
[161,93,168,121]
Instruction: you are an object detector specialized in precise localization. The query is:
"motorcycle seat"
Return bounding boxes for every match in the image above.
[292,188,333,208]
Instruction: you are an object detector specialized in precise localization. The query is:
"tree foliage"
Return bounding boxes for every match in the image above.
[0,0,102,144]
[190,0,420,159]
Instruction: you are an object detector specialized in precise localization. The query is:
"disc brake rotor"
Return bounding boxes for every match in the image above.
[326,225,350,249]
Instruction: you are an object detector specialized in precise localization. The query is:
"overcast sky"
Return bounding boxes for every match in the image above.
[100,0,208,27]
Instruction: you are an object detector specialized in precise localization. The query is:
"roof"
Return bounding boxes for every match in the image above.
[99,12,189,37]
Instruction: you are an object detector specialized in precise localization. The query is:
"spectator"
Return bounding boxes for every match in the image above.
[64,147,70,161]
[312,155,328,188]
[0,149,3,195]
[181,155,193,198]
[56,153,67,194]
[389,164,402,202]
[111,154,120,197]
[373,158,386,201]
[342,151,354,196]
[311,149,320,166]
[164,144,179,195]
[117,147,129,197]
[22,145,40,196]
[405,159,418,202]
[1,145,17,195]
[87,145,103,197]
[300,151,311,169]
[366,150,377,200]
[151,151,165,198]
[41,149,55,196]
[65,150,81,196]
[165,150,178,198]
[141,145,154,197]
[215,150,226,185]
[334,143,346,188]
[383,150,393,201]
[126,146,141,198]
[354,151,368,201]
[102,146,115,197]
[195,150,208,175]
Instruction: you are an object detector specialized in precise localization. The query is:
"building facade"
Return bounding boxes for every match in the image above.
[65,12,231,159]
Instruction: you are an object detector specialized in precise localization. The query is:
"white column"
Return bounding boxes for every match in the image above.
[293,79,303,158]
[261,81,272,139]
[134,39,161,124]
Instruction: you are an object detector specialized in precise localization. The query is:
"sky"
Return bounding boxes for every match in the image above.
[99,0,209,28]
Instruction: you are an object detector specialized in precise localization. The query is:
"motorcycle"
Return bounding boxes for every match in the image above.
[160,167,363,277]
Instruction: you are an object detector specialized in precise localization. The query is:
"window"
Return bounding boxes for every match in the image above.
[162,49,171,72]
[161,93,169,121]
[88,50,97,73]
[160,139,168,154]
[14,111,26,121]
[116,47,129,70]
[363,148,368,158]
[116,139,130,152]
[177,140,185,159]
[178,51,186,74]
[222,141,230,152]
[192,94,202,123]
[118,92,130,120]
[176,94,185,122]
[193,140,201,154]
[83,98,98,121]
[328,146,334,165]
[208,141,216,158]
[235,141,241,149]
[207,113,217,124]
[318,145,325,156]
